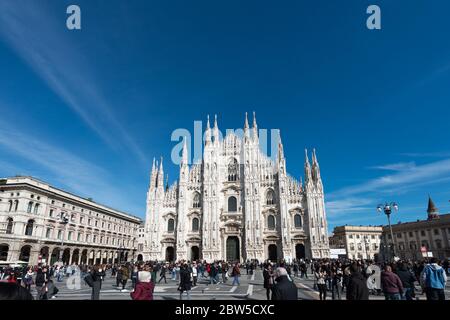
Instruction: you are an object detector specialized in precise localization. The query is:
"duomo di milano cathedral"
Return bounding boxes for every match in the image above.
[143,113,330,262]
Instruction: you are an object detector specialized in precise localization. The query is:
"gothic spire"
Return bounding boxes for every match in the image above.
[213,114,220,143]
[181,137,188,166]
[159,156,164,172]
[252,111,258,140]
[278,132,285,160]
[205,114,211,145]
[304,148,312,183]
[312,148,321,181]
[244,112,250,140]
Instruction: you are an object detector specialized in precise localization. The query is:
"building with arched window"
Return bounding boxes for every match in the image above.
[143,114,330,262]
[0,176,141,265]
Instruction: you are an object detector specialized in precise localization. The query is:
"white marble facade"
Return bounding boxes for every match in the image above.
[143,114,330,262]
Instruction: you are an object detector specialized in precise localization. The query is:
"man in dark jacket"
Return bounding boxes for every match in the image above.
[178,263,192,300]
[395,262,416,300]
[271,267,298,300]
[34,267,49,300]
[346,263,369,300]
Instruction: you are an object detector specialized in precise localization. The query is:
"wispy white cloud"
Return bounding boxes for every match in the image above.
[326,157,450,222]
[399,151,450,158]
[0,120,142,216]
[326,197,373,217]
[330,158,450,198]
[0,1,148,165]
[368,161,416,172]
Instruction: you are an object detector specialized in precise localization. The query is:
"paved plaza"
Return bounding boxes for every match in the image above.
[32,269,450,300]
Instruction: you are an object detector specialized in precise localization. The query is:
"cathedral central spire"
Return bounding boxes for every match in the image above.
[244,112,250,140]
[252,111,258,141]
[181,136,188,166]
[213,114,220,143]
[205,114,212,145]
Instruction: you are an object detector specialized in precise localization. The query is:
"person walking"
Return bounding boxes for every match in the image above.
[131,269,154,300]
[330,266,342,300]
[231,263,241,286]
[192,262,198,287]
[158,264,167,284]
[34,267,48,300]
[120,265,129,291]
[314,266,328,300]
[178,263,192,300]
[131,265,139,291]
[271,267,298,300]
[263,264,274,300]
[84,265,105,300]
[421,258,447,300]
[395,262,416,300]
[346,263,369,300]
[23,267,34,292]
[381,265,404,300]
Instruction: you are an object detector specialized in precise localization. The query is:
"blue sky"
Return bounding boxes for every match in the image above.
[0,0,449,232]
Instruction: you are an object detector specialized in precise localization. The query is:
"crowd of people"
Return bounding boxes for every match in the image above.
[0,257,447,301]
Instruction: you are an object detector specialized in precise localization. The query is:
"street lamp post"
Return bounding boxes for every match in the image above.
[58,212,70,264]
[377,202,399,261]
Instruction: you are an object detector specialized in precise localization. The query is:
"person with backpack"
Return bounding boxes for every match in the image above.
[421,258,447,300]
[84,265,105,300]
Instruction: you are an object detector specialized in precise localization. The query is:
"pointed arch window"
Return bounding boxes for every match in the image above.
[192,217,199,232]
[168,218,175,233]
[33,203,40,214]
[8,200,13,212]
[6,218,13,234]
[228,196,237,212]
[294,214,302,228]
[228,158,239,182]
[25,219,34,236]
[266,189,275,205]
[267,215,276,230]
[193,192,201,208]
[14,200,19,212]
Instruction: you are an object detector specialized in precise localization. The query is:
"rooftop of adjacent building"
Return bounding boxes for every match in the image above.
[331,197,449,236]
[0,175,142,223]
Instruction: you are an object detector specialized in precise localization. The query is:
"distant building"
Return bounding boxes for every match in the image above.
[0,176,141,265]
[329,225,383,260]
[380,197,450,261]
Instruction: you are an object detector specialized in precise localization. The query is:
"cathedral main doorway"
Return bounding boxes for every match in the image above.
[268,244,277,261]
[226,236,240,262]
[191,246,200,261]
[165,247,175,262]
[295,244,305,260]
